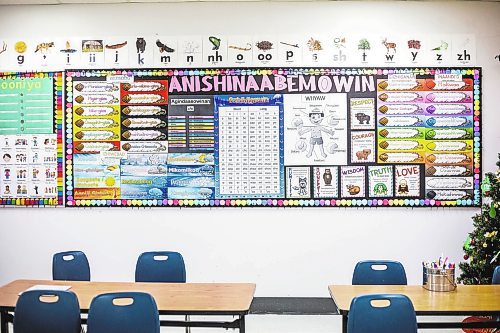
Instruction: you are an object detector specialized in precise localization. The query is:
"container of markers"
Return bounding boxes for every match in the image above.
[423,265,456,292]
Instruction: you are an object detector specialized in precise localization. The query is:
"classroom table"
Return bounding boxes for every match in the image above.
[329,284,500,332]
[0,279,256,333]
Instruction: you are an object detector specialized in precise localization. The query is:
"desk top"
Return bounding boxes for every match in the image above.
[0,280,256,315]
[329,285,500,315]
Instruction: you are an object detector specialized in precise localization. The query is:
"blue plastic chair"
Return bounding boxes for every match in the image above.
[352,260,407,285]
[493,266,500,284]
[135,251,189,332]
[53,250,91,281]
[87,292,159,333]
[14,290,81,333]
[347,294,417,333]
[135,251,186,283]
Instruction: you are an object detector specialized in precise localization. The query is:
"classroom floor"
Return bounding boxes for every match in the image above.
[152,315,467,333]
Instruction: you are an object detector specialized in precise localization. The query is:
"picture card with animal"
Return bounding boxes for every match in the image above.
[395,165,421,197]
[301,35,334,67]
[203,35,227,67]
[127,37,154,68]
[104,37,130,67]
[285,167,310,199]
[313,166,339,198]
[227,36,254,67]
[368,165,394,197]
[451,34,476,66]
[276,36,303,66]
[350,131,375,163]
[177,37,203,68]
[340,165,365,198]
[284,93,348,166]
[252,37,278,67]
[350,98,375,130]
[81,39,105,68]
[32,39,61,70]
[377,35,405,66]
[153,36,178,67]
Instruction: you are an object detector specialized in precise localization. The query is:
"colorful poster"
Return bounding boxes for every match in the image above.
[286,166,311,199]
[340,166,366,198]
[63,67,481,208]
[350,98,375,130]
[368,165,393,197]
[313,166,339,198]
[0,72,63,206]
[350,131,376,163]
[214,95,284,199]
[395,165,421,197]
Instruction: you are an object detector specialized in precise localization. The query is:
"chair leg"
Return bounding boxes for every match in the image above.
[185,314,190,333]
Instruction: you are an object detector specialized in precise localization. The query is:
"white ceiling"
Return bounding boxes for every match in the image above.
[0,0,499,4]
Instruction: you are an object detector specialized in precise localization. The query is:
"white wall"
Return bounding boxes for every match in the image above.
[1,2,499,332]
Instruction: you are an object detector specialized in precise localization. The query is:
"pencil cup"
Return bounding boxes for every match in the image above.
[423,267,456,292]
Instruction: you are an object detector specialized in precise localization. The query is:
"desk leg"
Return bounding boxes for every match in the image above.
[342,315,347,333]
[0,310,8,333]
[239,315,245,333]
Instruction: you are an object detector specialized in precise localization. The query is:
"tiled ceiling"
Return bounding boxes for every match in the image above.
[0,0,498,4]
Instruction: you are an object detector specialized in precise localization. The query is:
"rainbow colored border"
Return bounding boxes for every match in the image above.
[64,68,481,208]
[0,71,64,207]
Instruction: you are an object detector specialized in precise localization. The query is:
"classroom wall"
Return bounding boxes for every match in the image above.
[1,1,499,332]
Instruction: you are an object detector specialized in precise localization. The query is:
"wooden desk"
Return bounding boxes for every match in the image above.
[329,284,500,332]
[0,279,256,333]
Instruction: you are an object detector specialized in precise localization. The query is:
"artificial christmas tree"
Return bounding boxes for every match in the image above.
[458,153,500,285]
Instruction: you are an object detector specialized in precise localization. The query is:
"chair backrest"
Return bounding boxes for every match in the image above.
[53,250,91,281]
[352,260,407,285]
[347,294,417,333]
[135,251,186,283]
[87,292,160,333]
[493,266,500,284]
[14,290,81,333]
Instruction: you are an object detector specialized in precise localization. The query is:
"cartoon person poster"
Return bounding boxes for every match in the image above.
[284,93,347,165]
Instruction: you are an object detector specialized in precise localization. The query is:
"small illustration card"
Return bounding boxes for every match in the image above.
[368,165,393,197]
[395,165,421,197]
[350,131,375,163]
[313,166,339,198]
[340,166,366,198]
[286,166,311,199]
[350,98,375,130]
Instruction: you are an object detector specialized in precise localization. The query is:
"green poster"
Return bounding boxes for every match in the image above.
[0,77,53,134]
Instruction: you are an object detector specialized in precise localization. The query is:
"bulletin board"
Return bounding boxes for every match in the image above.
[0,72,63,206]
[64,67,481,208]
